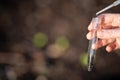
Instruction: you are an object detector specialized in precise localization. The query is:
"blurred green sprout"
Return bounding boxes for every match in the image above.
[80,52,88,67]
[33,32,48,48]
[55,36,70,50]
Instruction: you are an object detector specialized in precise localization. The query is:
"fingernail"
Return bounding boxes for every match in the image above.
[106,46,112,52]
[87,32,93,40]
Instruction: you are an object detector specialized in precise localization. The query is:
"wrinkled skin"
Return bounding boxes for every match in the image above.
[87,13,120,52]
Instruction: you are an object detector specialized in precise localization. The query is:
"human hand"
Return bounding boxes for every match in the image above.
[86,13,120,52]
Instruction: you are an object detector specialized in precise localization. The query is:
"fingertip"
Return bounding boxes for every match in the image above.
[88,22,93,31]
[106,46,112,52]
[86,32,92,40]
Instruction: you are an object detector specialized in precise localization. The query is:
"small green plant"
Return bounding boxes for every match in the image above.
[33,32,48,48]
[80,52,88,67]
[55,36,70,50]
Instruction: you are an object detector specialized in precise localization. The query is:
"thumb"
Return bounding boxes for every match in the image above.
[97,28,120,39]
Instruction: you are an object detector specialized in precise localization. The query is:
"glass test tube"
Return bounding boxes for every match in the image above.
[88,17,99,72]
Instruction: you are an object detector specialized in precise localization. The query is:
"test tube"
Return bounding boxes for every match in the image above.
[88,17,99,71]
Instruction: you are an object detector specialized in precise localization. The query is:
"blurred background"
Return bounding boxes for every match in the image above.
[1,0,120,80]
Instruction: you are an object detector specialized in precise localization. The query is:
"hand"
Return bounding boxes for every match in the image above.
[86,13,120,52]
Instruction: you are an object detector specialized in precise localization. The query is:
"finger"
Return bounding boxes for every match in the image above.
[98,13,120,29]
[92,39,115,50]
[86,31,95,40]
[88,14,120,31]
[88,15,103,31]
[97,28,120,39]
[106,42,117,52]
[88,19,94,31]
[88,17,102,31]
